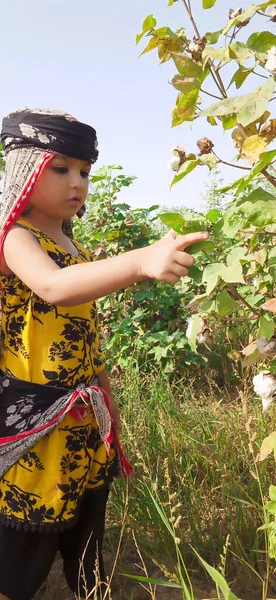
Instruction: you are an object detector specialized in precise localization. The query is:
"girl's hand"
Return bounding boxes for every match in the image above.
[139,230,209,284]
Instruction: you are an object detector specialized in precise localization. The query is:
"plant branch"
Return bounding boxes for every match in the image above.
[181,0,228,98]
[201,88,222,100]
[212,150,251,171]
[262,168,276,187]
[228,283,261,317]
[240,229,276,237]
[181,0,201,38]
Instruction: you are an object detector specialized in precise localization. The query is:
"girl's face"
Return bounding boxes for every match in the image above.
[28,154,91,221]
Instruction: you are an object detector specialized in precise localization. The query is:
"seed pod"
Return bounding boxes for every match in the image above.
[229,7,242,19]
[197,137,214,155]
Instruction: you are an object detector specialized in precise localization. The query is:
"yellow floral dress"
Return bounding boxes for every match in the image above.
[0,220,118,531]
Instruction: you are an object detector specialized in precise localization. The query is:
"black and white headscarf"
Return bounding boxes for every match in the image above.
[0,107,99,249]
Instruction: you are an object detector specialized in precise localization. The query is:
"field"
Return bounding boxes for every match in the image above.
[35,368,276,600]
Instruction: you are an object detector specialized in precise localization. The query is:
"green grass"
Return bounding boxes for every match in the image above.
[105,367,275,599]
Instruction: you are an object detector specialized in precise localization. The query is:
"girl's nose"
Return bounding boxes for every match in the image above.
[69,171,85,189]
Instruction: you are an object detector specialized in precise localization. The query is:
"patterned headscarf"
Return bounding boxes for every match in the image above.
[0,108,98,252]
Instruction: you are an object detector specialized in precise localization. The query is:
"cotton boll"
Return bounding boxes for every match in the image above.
[253,371,276,399]
[186,317,193,340]
[262,395,275,412]
[265,47,276,73]
[229,7,242,19]
[197,333,208,344]
[167,156,181,171]
[189,41,200,53]
[268,5,276,18]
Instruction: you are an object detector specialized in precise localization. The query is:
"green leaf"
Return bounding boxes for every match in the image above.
[216,290,237,316]
[203,262,245,295]
[171,159,199,186]
[199,77,274,127]
[188,240,215,255]
[221,206,244,238]
[193,549,240,600]
[198,153,217,169]
[202,45,230,67]
[258,314,275,339]
[205,30,221,44]
[226,246,248,265]
[202,0,216,7]
[140,36,159,56]
[172,90,200,126]
[188,265,202,283]
[265,501,276,514]
[223,263,245,285]
[187,314,203,352]
[242,134,268,164]
[171,52,204,80]
[206,209,221,223]
[207,115,217,126]
[223,5,258,35]
[247,31,276,60]
[151,26,178,40]
[228,65,254,90]
[237,187,276,227]
[235,149,276,195]
[136,14,157,44]
[171,75,200,94]
[221,113,237,130]
[229,41,255,65]
[203,263,226,295]
[158,212,185,233]
[261,0,276,8]
[269,485,276,501]
[122,574,181,589]
[260,432,276,461]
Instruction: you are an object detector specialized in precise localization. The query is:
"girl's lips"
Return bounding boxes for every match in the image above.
[68,197,81,205]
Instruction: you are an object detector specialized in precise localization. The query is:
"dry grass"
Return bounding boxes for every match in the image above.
[33,370,276,599]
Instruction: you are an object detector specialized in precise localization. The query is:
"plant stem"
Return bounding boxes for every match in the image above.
[228,283,261,317]
[201,88,222,100]
[262,168,276,188]
[212,151,251,171]
[181,0,201,38]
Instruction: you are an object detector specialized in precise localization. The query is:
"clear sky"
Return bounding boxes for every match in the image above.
[0,0,272,210]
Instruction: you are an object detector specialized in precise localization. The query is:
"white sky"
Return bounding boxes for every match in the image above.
[0,0,273,209]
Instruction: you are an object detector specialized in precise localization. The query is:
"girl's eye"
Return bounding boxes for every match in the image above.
[52,166,68,174]
[81,170,90,179]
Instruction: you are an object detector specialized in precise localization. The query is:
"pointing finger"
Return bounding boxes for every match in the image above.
[174,231,209,250]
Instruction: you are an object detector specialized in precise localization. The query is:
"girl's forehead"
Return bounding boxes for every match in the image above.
[52,154,91,166]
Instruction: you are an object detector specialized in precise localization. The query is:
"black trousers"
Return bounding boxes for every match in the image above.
[0,487,109,600]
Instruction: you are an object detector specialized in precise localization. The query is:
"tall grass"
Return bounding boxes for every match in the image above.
[105,367,275,599]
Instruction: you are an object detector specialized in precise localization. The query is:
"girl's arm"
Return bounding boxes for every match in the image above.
[3,227,208,306]
[98,368,121,434]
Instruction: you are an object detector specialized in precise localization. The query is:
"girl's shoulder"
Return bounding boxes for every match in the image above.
[15,220,90,262]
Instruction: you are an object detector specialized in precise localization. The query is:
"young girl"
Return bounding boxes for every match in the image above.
[0,108,208,600]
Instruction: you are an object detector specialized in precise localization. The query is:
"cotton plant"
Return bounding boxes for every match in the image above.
[253,370,276,411]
